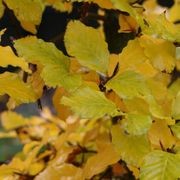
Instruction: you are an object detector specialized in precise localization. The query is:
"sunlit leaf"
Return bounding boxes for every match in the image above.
[111,125,150,166]
[139,35,176,73]
[121,113,152,135]
[118,38,157,77]
[0,46,30,73]
[64,20,109,74]
[61,87,121,119]
[143,13,180,42]
[14,36,81,90]
[171,122,180,139]
[4,0,45,34]
[140,150,180,180]
[106,71,150,99]
[0,72,37,106]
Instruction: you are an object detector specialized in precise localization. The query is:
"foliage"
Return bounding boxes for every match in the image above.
[0,0,179,179]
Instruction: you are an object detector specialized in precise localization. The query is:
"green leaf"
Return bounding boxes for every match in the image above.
[121,113,152,135]
[1,111,27,130]
[61,87,120,119]
[140,150,180,180]
[14,36,81,90]
[111,125,150,166]
[0,72,37,105]
[3,0,44,34]
[64,20,109,74]
[106,71,150,99]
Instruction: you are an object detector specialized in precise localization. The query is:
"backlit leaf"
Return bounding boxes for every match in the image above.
[64,20,109,74]
[171,122,180,139]
[61,87,121,119]
[143,13,180,42]
[14,36,81,90]
[111,125,150,166]
[121,113,152,135]
[0,72,37,105]
[4,0,45,34]
[139,35,176,73]
[0,46,30,73]
[106,71,150,99]
[140,150,180,180]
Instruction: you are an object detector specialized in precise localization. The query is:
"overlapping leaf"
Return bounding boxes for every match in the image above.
[121,113,152,135]
[0,46,30,72]
[111,125,150,166]
[14,36,81,90]
[140,150,180,180]
[0,72,37,105]
[3,0,45,34]
[64,20,109,74]
[61,87,121,119]
[106,71,150,99]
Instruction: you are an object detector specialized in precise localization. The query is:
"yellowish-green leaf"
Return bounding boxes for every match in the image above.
[121,113,152,135]
[139,35,176,73]
[4,0,45,34]
[64,20,109,74]
[83,143,119,179]
[61,87,121,119]
[0,72,37,105]
[14,36,81,90]
[140,150,180,180]
[106,71,150,99]
[1,111,28,130]
[0,46,30,73]
[143,13,180,42]
[111,125,150,166]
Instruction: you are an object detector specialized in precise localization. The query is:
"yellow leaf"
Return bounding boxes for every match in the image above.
[148,119,176,149]
[35,164,83,180]
[28,161,45,176]
[118,38,157,77]
[118,14,138,33]
[169,0,180,23]
[1,111,28,130]
[0,72,37,106]
[83,143,119,179]
[27,65,44,99]
[0,46,30,73]
[108,54,119,77]
[139,35,176,73]
[4,0,45,34]
[53,87,72,120]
